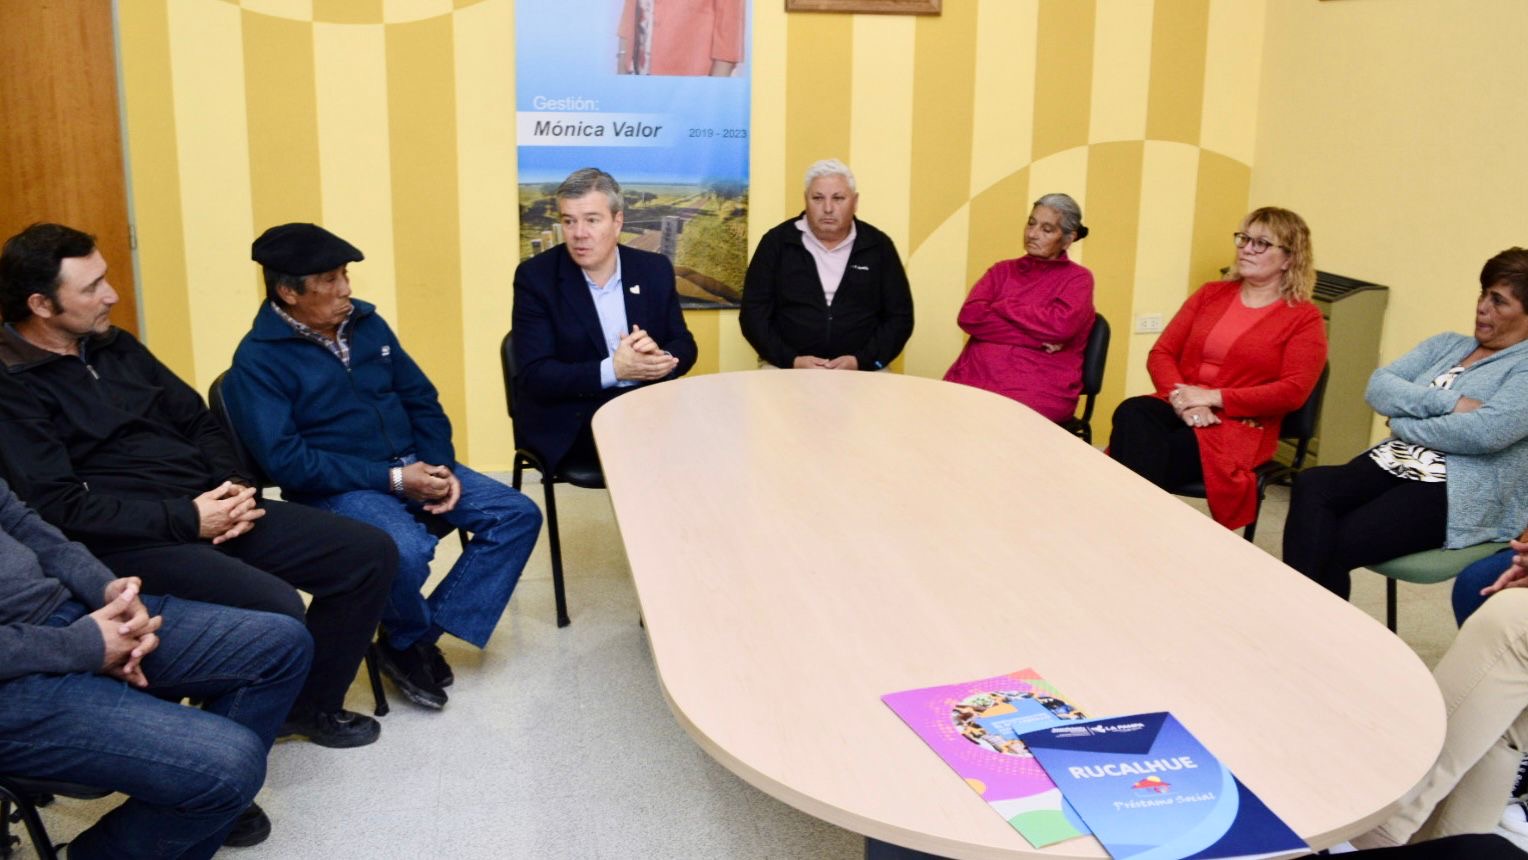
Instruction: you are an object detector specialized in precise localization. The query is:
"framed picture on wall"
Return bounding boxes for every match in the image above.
[785,0,941,14]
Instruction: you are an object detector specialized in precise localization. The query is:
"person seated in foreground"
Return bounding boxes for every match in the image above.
[0,223,395,748]
[1283,248,1528,599]
[1351,547,1528,849]
[0,477,312,858]
[224,223,543,711]
[511,167,697,474]
[1107,207,1327,531]
[943,192,1096,422]
[740,158,914,371]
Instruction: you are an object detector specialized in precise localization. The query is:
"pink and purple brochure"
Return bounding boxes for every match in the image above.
[882,668,1091,848]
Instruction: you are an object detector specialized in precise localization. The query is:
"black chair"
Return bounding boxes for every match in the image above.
[500,332,604,629]
[1166,364,1330,542]
[207,372,393,717]
[1,775,110,860]
[1061,314,1111,444]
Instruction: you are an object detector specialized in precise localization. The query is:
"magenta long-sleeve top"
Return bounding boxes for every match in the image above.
[943,253,1096,422]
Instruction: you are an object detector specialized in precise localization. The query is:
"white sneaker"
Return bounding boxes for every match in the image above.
[1500,798,1528,837]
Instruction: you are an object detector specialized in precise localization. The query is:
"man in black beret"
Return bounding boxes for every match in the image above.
[0,222,397,749]
[223,223,542,711]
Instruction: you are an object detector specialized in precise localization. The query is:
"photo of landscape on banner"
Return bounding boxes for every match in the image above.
[515,0,751,309]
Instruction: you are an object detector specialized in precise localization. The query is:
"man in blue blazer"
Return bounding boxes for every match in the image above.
[511,168,698,473]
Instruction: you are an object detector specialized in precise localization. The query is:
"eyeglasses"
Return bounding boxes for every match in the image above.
[1233,232,1288,254]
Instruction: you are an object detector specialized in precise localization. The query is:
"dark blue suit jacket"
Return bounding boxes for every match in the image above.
[510,243,697,471]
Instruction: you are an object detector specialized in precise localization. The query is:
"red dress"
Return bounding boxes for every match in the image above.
[1148,281,1328,529]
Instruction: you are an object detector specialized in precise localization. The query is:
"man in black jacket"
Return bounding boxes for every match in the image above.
[740,158,914,370]
[0,222,397,748]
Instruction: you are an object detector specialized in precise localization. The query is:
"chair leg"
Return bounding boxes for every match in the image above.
[1243,475,1269,542]
[365,643,390,717]
[1386,577,1399,633]
[0,784,59,860]
[512,457,524,491]
[543,474,570,628]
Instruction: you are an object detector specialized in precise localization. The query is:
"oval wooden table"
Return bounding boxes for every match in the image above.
[592,370,1444,859]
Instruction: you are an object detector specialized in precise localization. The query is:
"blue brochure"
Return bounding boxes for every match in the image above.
[1020,712,1306,860]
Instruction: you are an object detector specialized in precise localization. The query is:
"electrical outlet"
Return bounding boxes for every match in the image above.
[1133,313,1164,334]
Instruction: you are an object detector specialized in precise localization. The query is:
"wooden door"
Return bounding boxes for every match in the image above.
[0,0,138,335]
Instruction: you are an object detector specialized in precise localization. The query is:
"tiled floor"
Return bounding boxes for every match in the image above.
[23,474,1461,859]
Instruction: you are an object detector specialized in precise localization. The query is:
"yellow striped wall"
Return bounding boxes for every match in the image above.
[118,0,1266,469]
[1251,0,1528,444]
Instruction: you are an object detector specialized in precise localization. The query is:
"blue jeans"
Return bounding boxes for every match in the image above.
[0,595,312,860]
[297,464,541,649]
[1452,548,1516,626]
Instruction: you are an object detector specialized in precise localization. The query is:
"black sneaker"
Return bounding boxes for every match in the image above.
[280,709,382,748]
[427,642,454,688]
[224,802,271,848]
[376,640,448,709]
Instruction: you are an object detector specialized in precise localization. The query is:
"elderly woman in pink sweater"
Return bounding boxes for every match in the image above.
[943,193,1096,422]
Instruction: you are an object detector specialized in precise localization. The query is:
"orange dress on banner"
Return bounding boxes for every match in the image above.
[618,0,745,76]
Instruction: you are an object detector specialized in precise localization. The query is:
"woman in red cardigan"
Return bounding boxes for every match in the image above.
[1107,207,1328,531]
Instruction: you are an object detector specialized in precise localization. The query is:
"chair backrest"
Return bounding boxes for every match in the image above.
[207,371,272,489]
[1279,363,1329,470]
[1075,314,1111,424]
[499,331,518,422]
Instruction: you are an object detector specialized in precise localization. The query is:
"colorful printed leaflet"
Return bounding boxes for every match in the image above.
[1020,712,1306,860]
[881,669,1091,848]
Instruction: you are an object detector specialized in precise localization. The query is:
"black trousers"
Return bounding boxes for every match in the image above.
[1281,454,1448,600]
[1108,395,1204,489]
[97,499,398,716]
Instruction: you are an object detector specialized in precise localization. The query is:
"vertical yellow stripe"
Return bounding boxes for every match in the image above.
[1081,140,1143,430]
[1145,0,1210,145]
[748,0,789,251]
[314,0,381,24]
[1126,141,1200,398]
[902,204,969,378]
[1032,0,1094,162]
[966,167,1030,288]
[315,23,398,320]
[1089,0,1152,144]
[168,0,254,391]
[907,2,977,254]
[243,9,322,301]
[784,13,852,215]
[455,0,515,467]
[741,1,790,371]
[1199,0,1265,164]
[386,16,466,436]
[849,15,915,253]
[118,0,193,375]
[683,309,721,376]
[1189,151,1250,293]
[714,308,754,371]
[969,0,1038,199]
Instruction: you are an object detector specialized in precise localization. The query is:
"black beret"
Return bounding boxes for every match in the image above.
[251,223,363,276]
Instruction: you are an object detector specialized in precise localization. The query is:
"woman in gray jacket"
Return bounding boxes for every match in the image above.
[1283,247,1528,599]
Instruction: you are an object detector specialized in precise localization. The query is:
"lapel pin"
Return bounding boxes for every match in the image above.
[629,284,641,295]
